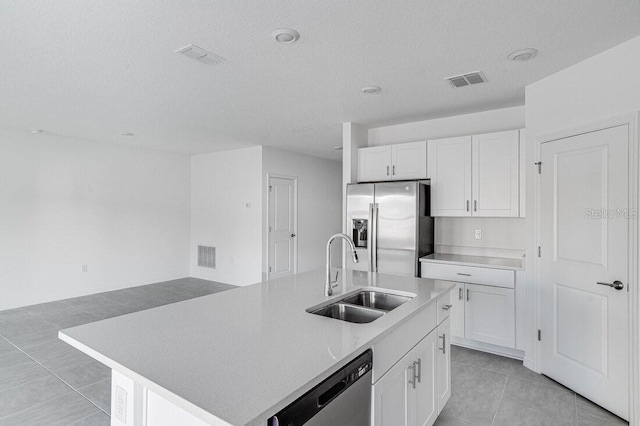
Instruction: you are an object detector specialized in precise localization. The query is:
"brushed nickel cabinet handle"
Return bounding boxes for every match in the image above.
[466,200,470,212]
[458,287,463,300]
[439,334,446,354]
[474,200,477,212]
[467,288,470,301]
[414,359,422,383]
[457,273,471,276]
[407,364,416,389]
[386,165,390,176]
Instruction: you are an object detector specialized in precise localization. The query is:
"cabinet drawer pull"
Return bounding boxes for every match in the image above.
[458,287,463,300]
[456,273,471,276]
[414,359,422,383]
[407,365,416,389]
[439,333,446,354]
[386,165,390,176]
[466,200,470,212]
[392,165,396,175]
[474,200,477,212]
[442,304,453,311]
[466,288,470,301]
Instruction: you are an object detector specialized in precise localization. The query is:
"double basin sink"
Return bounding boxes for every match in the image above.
[308,290,414,324]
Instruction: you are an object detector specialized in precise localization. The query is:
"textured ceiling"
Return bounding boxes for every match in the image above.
[1,1,639,160]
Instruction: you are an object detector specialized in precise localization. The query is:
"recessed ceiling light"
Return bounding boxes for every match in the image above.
[30,129,44,134]
[272,29,300,44]
[121,132,135,137]
[361,86,382,95]
[507,48,538,61]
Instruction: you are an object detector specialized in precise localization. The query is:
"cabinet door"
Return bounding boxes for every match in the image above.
[471,130,520,217]
[391,141,427,180]
[464,283,515,348]
[449,283,465,338]
[427,136,472,216]
[373,355,411,426]
[436,317,451,415]
[358,146,391,182]
[408,331,438,426]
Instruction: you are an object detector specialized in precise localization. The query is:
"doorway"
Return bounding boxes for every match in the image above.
[267,175,297,280]
[538,120,636,421]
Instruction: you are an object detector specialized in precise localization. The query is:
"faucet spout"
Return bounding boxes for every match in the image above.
[326,233,359,297]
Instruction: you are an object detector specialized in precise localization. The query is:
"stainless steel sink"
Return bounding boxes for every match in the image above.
[341,291,412,312]
[308,289,414,324]
[312,303,385,324]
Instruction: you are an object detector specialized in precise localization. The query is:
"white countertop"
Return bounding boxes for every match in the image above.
[420,253,524,270]
[60,268,454,426]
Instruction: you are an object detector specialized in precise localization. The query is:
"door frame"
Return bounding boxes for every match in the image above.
[265,173,298,280]
[534,112,639,424]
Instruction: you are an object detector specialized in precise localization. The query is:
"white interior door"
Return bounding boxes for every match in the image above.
[268,176,296,279]
[539,124,630,420]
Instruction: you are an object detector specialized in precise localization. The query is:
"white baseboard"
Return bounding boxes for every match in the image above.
[451,336,525,361]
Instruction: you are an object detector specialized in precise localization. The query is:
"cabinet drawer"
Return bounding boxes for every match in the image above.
[421,263,514,289]
[436,291,451,324]
[372,302,437,383]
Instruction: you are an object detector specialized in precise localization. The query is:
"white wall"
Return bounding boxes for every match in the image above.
[190,146,263,286]
[368,106,526,146]
[366,106,527,252]
[262,147,343,278]
[0,127,191,310]
[524,35,640,373]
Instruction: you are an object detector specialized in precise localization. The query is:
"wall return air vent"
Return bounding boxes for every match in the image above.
[445,71,488,88]
[197,245,217,269]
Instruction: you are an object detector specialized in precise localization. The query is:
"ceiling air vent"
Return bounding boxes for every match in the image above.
[197,245,216,269]
[176,44,226,66]
[445,71,488,88]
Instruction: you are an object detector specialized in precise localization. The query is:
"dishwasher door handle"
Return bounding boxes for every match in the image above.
[317,380,347,407]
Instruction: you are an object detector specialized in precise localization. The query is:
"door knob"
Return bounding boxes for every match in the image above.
[596,280,624,290]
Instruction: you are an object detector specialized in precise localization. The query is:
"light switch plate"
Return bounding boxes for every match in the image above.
[474,229,482,240]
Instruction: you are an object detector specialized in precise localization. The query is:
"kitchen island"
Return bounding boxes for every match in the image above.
[60,268,454,426]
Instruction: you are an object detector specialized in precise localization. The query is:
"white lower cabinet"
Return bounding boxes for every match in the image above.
[421,263,516,349]
[464,283,515,347]
[372,302,451,426]
[447,282,515,348]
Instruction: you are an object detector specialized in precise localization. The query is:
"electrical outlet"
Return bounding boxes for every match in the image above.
[115,385,127,422]
[81,264,88,273]
[474,230,482,240]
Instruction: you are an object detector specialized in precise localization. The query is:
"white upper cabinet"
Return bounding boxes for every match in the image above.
[358,141,427,182]
[358,146,392,182]
[427,136,472,216]
[472,130,520,216]
[428,130,521,217]
[391,141,428,180]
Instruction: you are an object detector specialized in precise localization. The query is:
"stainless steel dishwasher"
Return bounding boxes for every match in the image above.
[267,350,372,426]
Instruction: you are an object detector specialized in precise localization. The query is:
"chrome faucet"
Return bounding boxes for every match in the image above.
[326,233,359,297]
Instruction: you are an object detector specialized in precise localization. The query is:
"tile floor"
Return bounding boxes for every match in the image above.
[0,278,234,425]
[435,345,629,426]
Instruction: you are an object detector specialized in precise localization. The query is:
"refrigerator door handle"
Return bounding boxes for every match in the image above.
[368,203,374,272]
[371,203,378,272]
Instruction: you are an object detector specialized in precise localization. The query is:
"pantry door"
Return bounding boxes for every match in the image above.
[539,123,630,420]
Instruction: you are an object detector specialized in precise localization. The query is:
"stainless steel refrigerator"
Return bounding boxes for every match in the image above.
[346,181,434,277]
